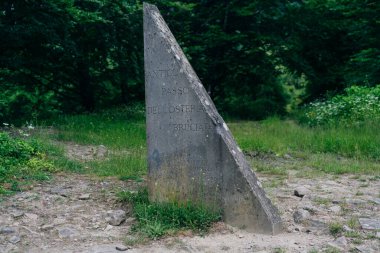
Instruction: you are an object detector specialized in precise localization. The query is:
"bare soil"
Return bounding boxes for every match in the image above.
[0,144,379,253]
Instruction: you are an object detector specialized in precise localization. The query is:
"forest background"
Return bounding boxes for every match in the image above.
[0,0,379,123]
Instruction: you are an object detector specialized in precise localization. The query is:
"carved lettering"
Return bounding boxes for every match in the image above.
[147,104,205,115]
[162,87,189,96]
[169,123,212,132]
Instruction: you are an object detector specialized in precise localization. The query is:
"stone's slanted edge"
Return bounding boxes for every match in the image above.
[143,2,282,235]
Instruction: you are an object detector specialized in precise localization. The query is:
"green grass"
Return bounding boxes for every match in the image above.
[329,222,344,237]
[37,106,147,179]
[0,132,58,195]
[118,188,221,240]
[230,117,380,159]
[29,108,379,181]
[230,117,380,175]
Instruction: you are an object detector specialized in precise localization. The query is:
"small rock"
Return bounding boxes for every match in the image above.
[371,198,380,205]
[104,225,113,231]
[78,193,90,200]
[359,218,380,230]
[57,227,78,238]
[300,202,319,214]
[238,234,244,238]
[284,154,292,159]
[329,205,342,214]
[328,236,348,251]
[50,187,68,197]
[346,198,366,205]
[40,224,55,231]
[332,199,342,204]
[116,245,130,251]
[0,226,16,234]
[8,235,21,244]
[356,245,376,253]
[125,217,136,225]
[293,209,310,224]
[376,232,380,238]
[11,210,24,219]
[106,210,126,226]
[342,225,353,232]
[24,213,38,220]
[294,186,310,198]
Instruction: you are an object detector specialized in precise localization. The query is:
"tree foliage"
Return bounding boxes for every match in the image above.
[0,0,379,122]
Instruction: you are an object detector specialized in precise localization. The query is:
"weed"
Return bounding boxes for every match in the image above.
[352,238,363,245]
[347,217,360,230]
[323,246,342,253]
[315,197,331,205]
[273,248,286,253]
[118,188,221,240]
[344,231,361,238]
[329,222,343,237]
[0,132,55,194]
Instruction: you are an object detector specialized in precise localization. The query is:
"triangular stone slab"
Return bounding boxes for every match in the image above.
[143,3,282,234]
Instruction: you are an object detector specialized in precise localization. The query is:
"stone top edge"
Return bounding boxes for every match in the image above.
[143,2,158,11]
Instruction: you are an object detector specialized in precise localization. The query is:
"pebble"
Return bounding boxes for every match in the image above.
[57,227,78,238]
[293,209,310,224]
[116,245,131,251]
[25,213,38,220]
[359,218,380,230]
[327,236,347,251]
[342,225,353,232]
[11,210,24,219]
[78,193,90,200]
[356,245,377,253]
[329,205,342,214]
[125,217,136,225]
[0,226,16,234]
[9,235,21,244]
[346,198,366,205]
[294,186,310,198]
[106,210,126,226]
[41,224,55,231]
[372,198,380,205]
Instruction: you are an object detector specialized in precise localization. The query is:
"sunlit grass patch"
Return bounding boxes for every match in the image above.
[87,151,146,178]
[117,188,221,241]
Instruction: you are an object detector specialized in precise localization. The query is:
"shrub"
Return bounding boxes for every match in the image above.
[304,85,380,126]
[0,132,55,193]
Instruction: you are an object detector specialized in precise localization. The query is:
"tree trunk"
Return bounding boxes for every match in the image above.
[78,60,95,111]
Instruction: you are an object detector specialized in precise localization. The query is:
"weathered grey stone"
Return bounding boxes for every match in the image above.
[0,226,16,234]
[293,209,310,224]
[328,236,348,251]
[359,218,380,230]
[143,3,281,234]
[329,205,342,214]
[78,193,91,200]
[8,235,21,244]
[105,210,126,226]
[294,186,310,198]
[57,227,78,238]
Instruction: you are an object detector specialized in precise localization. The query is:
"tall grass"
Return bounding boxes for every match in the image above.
[40,105,147,178]
[230,117,380,160]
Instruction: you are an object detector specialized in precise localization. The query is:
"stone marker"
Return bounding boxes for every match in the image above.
[143,3,282,234]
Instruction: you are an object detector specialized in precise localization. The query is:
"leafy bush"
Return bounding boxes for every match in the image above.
[118,188,221,240]
[304,85,380,126]
[0,132,55,194]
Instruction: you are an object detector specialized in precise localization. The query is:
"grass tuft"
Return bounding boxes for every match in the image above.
[118,188,221,240]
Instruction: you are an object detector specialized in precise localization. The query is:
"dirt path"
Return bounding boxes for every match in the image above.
[0,143,379,252]
[1,171,379,253]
